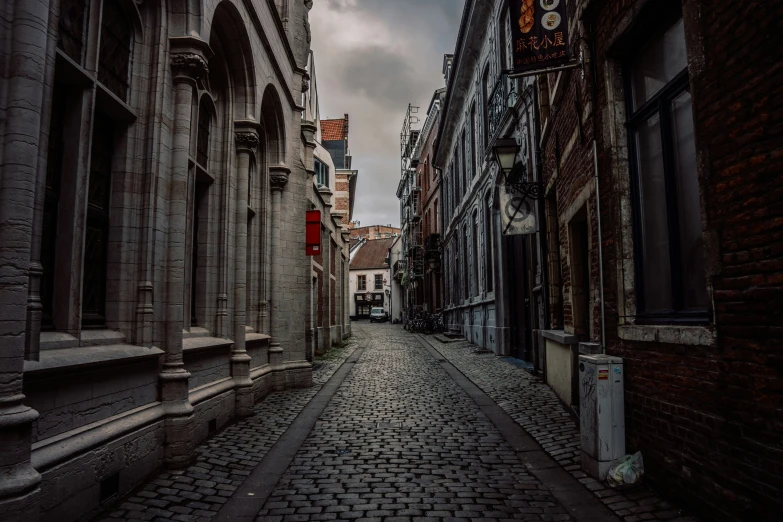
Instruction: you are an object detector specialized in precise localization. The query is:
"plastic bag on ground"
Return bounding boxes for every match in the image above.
[607,451,644,488]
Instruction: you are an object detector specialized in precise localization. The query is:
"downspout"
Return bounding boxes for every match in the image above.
[532,84,551,332]
[586,20,606,353]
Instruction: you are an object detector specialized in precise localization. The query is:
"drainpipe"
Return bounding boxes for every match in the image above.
[594,139,606,353]
[532,85,550,333]
[586,20,606,354]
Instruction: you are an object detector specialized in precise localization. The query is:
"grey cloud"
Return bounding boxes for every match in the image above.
[311,0,465,226]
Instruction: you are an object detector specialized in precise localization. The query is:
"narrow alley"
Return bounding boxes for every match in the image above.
[96,324,694,522]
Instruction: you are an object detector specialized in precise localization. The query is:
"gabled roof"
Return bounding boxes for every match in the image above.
[349,237,395,270]
[321,115,349,141]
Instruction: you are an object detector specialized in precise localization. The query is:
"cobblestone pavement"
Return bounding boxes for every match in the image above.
[96,339,359,522]
[255,324,573,522]
[425,334,698,522]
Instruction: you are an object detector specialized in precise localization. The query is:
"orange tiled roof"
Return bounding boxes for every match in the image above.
[321,117,347,141]
[350,238,395,270]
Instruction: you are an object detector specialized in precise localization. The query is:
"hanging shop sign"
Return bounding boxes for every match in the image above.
[500,189,537,235]
[305,210,321,256]
[509,0,572,76]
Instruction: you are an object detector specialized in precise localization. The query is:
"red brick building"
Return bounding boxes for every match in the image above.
[321,115,357,226]
[537,0,782,519]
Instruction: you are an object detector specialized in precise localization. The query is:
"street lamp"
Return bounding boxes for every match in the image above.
[492,136,540,200]
[493,137,519,175]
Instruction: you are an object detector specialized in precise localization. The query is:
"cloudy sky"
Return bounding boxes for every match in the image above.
[310,0,466,228]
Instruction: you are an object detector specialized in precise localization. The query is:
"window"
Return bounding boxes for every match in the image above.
[315,157,329,187]
[472,211,479,296]
[482,66,490,149]
[357,275,366,291]
[41,89,68,329]
[470,103,477,178]
[58,0,88,63]
[461,130,467,195]
[374,274,383,290]
[462,225,469,300]
[485,195,494,292]
[98,1,132,100]
[197,98,211,167]
[82,112,114,327]
[626,18,707,321]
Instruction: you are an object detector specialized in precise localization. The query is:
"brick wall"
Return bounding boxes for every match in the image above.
[540,0,783,519]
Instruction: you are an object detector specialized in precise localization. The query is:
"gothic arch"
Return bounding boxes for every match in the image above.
[206,1,257,120]
[260,84,286,165]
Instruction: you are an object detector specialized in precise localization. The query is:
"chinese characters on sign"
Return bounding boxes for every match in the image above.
[510,0,571,75]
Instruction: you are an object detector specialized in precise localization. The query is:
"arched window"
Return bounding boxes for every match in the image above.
[58,0,88,63]
[98,1,132,100]
[197,99,211,167]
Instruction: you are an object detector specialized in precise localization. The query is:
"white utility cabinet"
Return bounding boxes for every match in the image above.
[579,354,625,480]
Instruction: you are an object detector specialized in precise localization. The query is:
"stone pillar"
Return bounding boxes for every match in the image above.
[268,165,291,389]
[334,251,343,342]
[232,127,259,416]
[0,0,51,519]
[320,228,332,354]
[161,37,210,468]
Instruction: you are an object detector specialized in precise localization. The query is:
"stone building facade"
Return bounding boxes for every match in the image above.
[0,1,348,521]
[303,50,352,358]
[434,0,546,361]
[535,0,783,519]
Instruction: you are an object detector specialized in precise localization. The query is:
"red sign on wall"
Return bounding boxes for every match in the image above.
[306,210,321,256]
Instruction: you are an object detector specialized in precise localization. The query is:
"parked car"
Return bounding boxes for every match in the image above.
[370,307,388,323]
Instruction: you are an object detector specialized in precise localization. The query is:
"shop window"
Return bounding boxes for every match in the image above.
[626,18,708,322]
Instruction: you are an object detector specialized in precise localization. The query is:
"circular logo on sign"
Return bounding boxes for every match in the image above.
[540,0,560,11]
[542,11,561,30]
[504,196,533,223]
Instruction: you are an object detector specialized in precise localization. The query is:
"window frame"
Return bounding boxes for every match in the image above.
[624,28,708,325]
[374,274,383,290]
[357,274,366,291]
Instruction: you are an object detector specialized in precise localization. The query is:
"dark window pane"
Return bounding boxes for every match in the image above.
[631,19,686,110]
[82,113,114,326]
[635,113,673,311]
[486,199,494,292]
[41,89,68,328]
[197,100,211,166]
[671,89,708,310]
[98,2,132,100]
[58,0,87,63]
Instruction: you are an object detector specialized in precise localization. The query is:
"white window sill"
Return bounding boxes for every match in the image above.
[617,324,716,347]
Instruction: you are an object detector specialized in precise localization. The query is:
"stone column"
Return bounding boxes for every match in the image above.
[268,165,291,389]
[232,127,259,416]
[320,228,332,354]
[161,38,210,468]
[0,0,51,519]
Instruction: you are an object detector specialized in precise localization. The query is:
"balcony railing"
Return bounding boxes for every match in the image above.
[487,71,513,142]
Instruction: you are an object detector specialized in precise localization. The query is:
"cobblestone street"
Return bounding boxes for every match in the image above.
[97,324,696,522]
